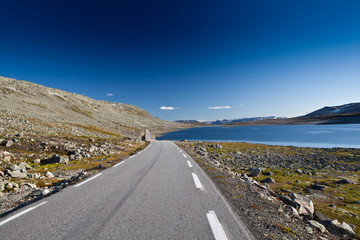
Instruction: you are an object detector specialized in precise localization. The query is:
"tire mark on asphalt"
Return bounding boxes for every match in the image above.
[90,143,163,238]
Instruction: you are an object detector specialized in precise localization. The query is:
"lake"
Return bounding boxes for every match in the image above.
[156,124,360,148]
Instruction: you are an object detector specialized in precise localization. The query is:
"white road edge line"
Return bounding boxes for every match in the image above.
[113,162,124,168]
[191,173,204,190]
[207,210,229,240]
[182,153,187,158]
[130,155,134,159]
[0,201,47,227]
[74,173,102,188]
[187,161,192,168]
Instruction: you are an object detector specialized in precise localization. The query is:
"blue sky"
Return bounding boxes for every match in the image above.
[0,0,359,121]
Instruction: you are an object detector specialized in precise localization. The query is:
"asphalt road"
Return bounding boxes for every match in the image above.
[0,140,254,240]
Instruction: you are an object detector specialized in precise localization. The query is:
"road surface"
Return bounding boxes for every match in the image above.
[0,140,254,240]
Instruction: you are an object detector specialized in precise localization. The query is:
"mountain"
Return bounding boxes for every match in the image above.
[302,103,360,118]
[175,116,285,125]
[0,76,184,139]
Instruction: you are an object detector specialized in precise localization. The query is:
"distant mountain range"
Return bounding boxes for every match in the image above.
[176,103,360,126]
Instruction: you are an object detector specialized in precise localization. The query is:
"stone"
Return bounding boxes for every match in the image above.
[305,226,313,234]
[45,171,54,178]
[9,164,20,171]
[279,195,300,209]
[33,159,41,164]
[4,182,13,189]
[310,183,327,191]
[5,140,14,147]
[42,188,50,195]
[0,181,4,191]
[323,220,356,237]
[0,171,4,177]
[263,171,272,176]
[10,169,27,178]
[24,183,37,189]
[284,205,300,219]
[308,220,326,233]
[250,167,261,177]
[18,162,32,170]
[295,169,303,174]
[261,177,275,183]
[336,179,354,184]
[352,200,360,205]
[290,193,314,218]
[41,155,69,164]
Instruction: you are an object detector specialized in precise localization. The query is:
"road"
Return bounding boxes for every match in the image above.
[0,140,254,240]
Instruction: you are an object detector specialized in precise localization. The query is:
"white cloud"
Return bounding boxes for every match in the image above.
[160,106,179,110]
[208,106,232,110]
[106,93,114,97]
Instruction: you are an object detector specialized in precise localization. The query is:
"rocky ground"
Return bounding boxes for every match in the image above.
[0,131,148,216]
[178,141,360,240]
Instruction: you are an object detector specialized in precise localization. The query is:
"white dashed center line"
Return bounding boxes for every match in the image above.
[206,210,229,240]
[187,161,192,168]
[0,201,47,227]
[182,153,187,158]
[74,173,102,188]
[191,173,204,190]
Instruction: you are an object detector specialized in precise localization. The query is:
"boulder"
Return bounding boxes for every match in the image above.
[308,220,326,233]
[0,181,4,191]
[5,140,14,147]
[45,171,54,178]
[9,164,20,171]
[262,171,272,176]
[41,155,69,164]
[309,183,327,191]
[279,195,300,209]
[18,162,32,170]
[261,177,275,183]
[7,169,27,178]
[250,167,261,177]
[290,193,314,218]
[336,179,354,184]
[295,169,303,174]
[323,220,355,237]
[284,205,300,219]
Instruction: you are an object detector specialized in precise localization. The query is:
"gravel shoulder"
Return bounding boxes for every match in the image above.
[178,141,360,240]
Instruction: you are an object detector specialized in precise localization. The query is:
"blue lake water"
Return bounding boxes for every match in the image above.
[157,124,360,148]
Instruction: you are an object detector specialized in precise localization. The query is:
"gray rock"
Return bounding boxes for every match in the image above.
[284,205,300,219]
[305,226,313,234]
[0,181,4,191]
[262,171,272,176]
[8,169,27,178]
[33,159,41,164]
[0,171,4,177]
[295,169,303,174]
[9,164,20,171]
[18,162,32,170]
[279,195,300,209]
[250,167,261,177]
[4,182,13,189]
[310,183,327,191]
[261,177,275,183]
[336,179,354,184]
[308,220,326,233]
[352,200,360,205]
[5,140,14,147]
[290,193,314,218]
[41,155,69,164]
[45,171,54,178]
[323,220,355,237]
[42,188,50,195]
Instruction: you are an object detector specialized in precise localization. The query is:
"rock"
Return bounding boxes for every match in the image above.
[279,195,300,209]
[323,220,356,237]
[336,179,354,184]
[4,182,13,189]
[42,188,50,195]
[284,205,300,219]
[0,181,4,191]
[352,200,360,205]
[9,164,20,171]
[2,151,12,162]
[295,169,303,174]
[41,155,69,164]
[290,193,314,218]
[5,140,14,147]
[329,203,336,208]
[309,183,327,191]
[45,171,54,178]
[308,220,326,233]
[250,167,261,177]
[18,162,32,170]
[24,183,37,189]
[261,177,275,183]
[262,171,272,176]
[33,159,41,164]
[305,226,313,234]
[7,169,27,178]
[0,171,4,177]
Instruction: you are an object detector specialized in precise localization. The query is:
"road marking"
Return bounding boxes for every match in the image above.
[207,210,229,240]
[187,161,192,168]
[74,173,102,188]
[113,162,124,168]
[130,155,134,159]
[0,201,47,227]
[191,173,204,190]
[180,150,183,153]
[182,153,187,158]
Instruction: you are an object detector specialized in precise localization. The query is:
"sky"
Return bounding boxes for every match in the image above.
[0,0,359,121]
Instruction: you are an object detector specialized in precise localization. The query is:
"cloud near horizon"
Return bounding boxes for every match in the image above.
[106,93,114,97]
[208,106,232,110]
[160,106,179,110]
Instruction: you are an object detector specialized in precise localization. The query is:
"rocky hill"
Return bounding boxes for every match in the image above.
[303,103,360,118]
[0,76,184,139]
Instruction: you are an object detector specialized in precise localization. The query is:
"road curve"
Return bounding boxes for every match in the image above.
[0,140,254,240]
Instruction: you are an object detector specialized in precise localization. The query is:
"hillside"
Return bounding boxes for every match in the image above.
[0,76,184,139]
